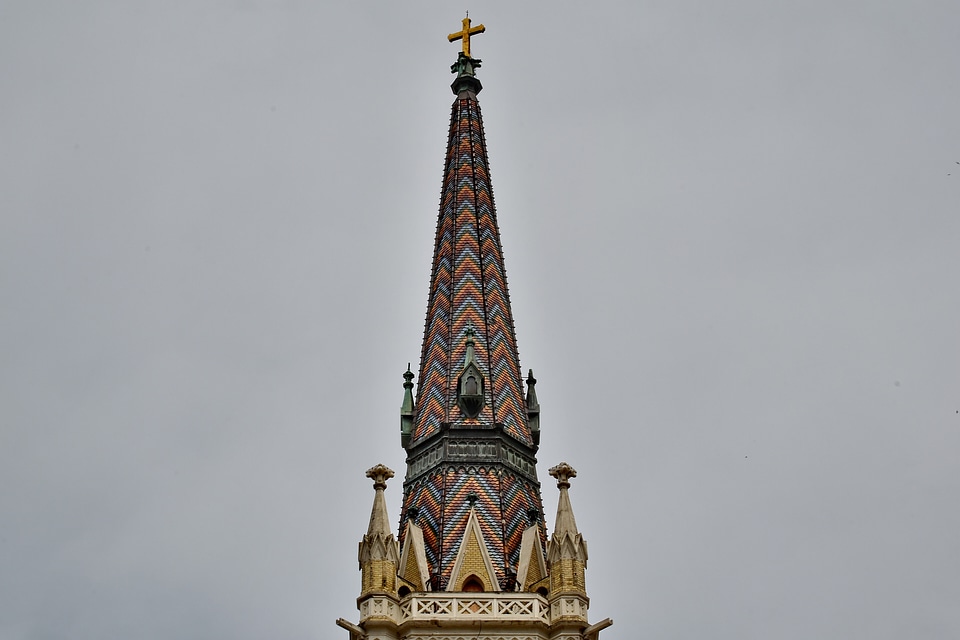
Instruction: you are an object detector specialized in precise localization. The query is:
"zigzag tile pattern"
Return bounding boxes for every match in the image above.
[401,89,545,589]
[440,468,505,573]
[498,473,548,572]
[412,94,529,446]
[404,474,445,573]
[401,466,546,588]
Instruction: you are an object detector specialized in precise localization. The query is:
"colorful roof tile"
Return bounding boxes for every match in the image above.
[399,50,546,590]
[411,85,529,447]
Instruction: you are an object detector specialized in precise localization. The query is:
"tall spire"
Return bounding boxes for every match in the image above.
[409,32,528,450]
[398,20,545,591]
[342,20,612,640]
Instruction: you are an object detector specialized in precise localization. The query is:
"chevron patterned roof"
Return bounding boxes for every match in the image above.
[411,88,529,448]
[398,57,547,591]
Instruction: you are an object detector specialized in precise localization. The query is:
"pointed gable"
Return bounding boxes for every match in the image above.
[516,520,548,593]
[398,516,432,592]
[447,505,500,592]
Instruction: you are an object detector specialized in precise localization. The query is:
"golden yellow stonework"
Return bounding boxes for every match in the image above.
[549,558,586,594]
[448,16,485,57]
[400,544,425,591]
[361,558,397,595]
[523,548,543,588]
[452,525,494,591]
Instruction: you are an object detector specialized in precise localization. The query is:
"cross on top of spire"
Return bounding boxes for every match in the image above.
[448,14,485,57]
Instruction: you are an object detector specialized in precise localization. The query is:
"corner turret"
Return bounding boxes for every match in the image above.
[547,463,591,634]
[358,465,400,598]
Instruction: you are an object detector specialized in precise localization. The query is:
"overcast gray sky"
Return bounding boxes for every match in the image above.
[2,1,959,639]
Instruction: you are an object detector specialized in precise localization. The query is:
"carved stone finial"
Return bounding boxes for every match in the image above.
[464,328,477,363]
[548,462,577,489]
[466,493,478,507]
[366,464,395,490]
[526,369,539,408]
[526,369,541,445]
[406,506,419,523]
[527,508,540,524]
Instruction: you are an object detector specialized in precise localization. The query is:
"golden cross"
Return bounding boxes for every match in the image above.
[448,15,485,58]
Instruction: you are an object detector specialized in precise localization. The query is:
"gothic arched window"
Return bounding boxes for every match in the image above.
[465,375,478,395]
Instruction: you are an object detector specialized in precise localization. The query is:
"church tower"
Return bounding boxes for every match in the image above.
[337,18,612,640]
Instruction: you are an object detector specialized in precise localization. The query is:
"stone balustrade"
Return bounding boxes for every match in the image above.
[359,593,550,625]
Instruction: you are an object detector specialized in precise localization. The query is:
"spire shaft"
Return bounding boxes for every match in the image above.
[399,55,545,590]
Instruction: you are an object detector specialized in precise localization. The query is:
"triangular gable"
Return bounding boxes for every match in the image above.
[516,523,548,592]
[398,520,432,592]
[447,508,500,592]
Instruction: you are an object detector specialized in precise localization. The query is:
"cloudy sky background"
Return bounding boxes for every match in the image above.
[2,1,959,638]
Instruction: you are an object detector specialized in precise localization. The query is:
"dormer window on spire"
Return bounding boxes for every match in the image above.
[456,328,485,418]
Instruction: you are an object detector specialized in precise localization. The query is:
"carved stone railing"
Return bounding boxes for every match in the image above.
[399,593,550,625]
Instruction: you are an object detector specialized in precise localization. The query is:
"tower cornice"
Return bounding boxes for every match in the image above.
[403,425,540,485]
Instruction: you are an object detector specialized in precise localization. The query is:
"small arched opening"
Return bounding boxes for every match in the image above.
[465,375,478,395]
[462,576,485,592]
